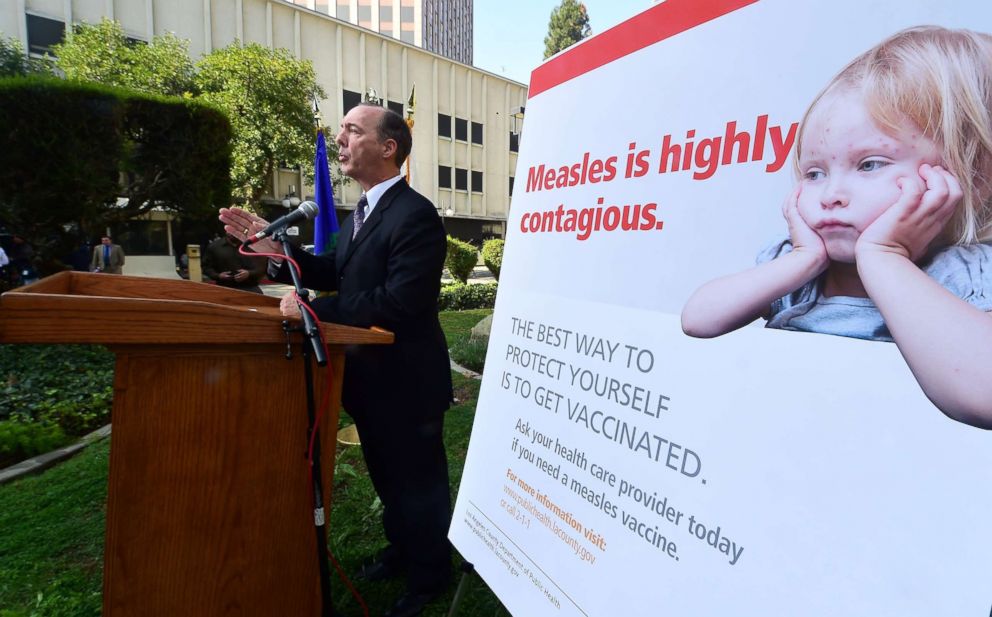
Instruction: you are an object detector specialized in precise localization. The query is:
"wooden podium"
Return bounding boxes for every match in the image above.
[0,272,393,616]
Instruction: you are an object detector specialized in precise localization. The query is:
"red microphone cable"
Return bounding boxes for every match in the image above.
[240,244,371,617]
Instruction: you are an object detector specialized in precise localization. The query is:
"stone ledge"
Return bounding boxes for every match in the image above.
[450,359,481,380]
[0,424,112,486]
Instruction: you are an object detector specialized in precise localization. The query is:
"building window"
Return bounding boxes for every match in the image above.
[509,176,515,195]
[400,30,414,44]
[455,168,468,191]
[387,100,404,116]
[343,89,362,114]
[455,118,468,141]
[438,165,452,189]
[509,132,519,153]
[471,171,483,193]
[357,4,372,24]
[336,0,350,21]
[438,113,451,138]
[470,121,483,145]
[400,6,414,22]
[380,5,393,21]
[27,14,65,56]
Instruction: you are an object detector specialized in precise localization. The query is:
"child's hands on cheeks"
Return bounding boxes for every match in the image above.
[783,184,829,267]
[856,164,962,263]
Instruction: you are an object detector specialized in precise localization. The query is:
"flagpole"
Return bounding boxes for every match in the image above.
[404,85,416,184]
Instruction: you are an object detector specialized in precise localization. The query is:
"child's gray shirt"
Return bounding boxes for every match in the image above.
[757,241,992,342]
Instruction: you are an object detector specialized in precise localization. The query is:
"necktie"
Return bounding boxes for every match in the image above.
[353,194,368,239]
[103,245,110,267]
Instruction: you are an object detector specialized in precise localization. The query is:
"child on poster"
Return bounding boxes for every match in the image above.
[681,26,992,429]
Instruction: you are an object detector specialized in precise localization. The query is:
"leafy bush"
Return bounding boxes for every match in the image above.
[450,337,488,374]
[0,345,114,436]
[439,282,498,311]
[481,238,504,281]
[0,421,68,468]
[0,35,52,77]
[445,236,478,284]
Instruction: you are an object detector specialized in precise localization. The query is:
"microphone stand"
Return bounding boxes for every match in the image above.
[276,230,327,367]
[273,229,334,617]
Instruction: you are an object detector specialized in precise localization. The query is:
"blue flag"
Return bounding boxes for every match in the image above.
[313,129,338,255]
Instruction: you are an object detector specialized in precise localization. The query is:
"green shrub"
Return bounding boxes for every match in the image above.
[450,337,489,374]
[0,345,114,435]
[40,392,114,436]
[445,236,478,284]
[481,238,504,281]
[439,282,498,311]
[0,420,69,468]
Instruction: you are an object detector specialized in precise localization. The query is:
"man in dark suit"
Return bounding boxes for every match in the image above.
[220,103,452,617]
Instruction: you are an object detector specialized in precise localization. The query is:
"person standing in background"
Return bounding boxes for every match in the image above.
[202,233,267,293]
[90,235,125,274]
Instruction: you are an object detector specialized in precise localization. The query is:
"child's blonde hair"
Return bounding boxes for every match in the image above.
[796,26,992,245]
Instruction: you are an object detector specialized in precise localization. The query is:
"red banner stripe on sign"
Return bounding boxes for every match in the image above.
[528,0,759,99]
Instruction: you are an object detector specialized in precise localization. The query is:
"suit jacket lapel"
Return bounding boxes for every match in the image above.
[340,180,406,269]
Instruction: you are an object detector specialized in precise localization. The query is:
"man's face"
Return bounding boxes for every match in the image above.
[797,90,941,263]
[101,237,112,246]
[335,105,388,188]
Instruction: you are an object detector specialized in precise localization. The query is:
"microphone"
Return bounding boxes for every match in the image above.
[244,201,319,245]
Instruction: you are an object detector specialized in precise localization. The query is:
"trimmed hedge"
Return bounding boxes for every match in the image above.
[439,282,498,311]
[481,238,504,281]
[445,236,478,284]
[0,77,231,274]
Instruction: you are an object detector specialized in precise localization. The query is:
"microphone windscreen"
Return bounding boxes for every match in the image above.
[299,201,319,219]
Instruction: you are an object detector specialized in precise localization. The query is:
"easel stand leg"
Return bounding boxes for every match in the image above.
[446,561,476,617]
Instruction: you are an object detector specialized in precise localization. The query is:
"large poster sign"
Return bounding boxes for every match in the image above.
[450,1,992,615]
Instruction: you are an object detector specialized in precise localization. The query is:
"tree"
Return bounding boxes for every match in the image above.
[0,35,52,77]
[543,0,592,60]
[51,19,196,96]
[195,42,327,204]
[48,21,331,208]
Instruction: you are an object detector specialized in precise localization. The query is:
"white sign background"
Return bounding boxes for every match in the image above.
[450,2,992,615]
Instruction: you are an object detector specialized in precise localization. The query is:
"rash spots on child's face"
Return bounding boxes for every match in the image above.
[797,90,942,263]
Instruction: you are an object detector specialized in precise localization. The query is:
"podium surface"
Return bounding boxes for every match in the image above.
[0,272,393,616]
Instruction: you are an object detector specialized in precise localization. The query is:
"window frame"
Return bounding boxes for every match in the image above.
[438,165,452,189]
[26,13,65,57]
[454,168,468,192]
[437,113,452,139]
[343,89,362,114]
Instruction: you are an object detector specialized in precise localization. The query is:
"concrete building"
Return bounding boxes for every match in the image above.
[2,0,525,245]
[284,0,472,65]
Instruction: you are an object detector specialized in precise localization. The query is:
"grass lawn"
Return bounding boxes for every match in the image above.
[438,309,492,349]
[0,310,497,617]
